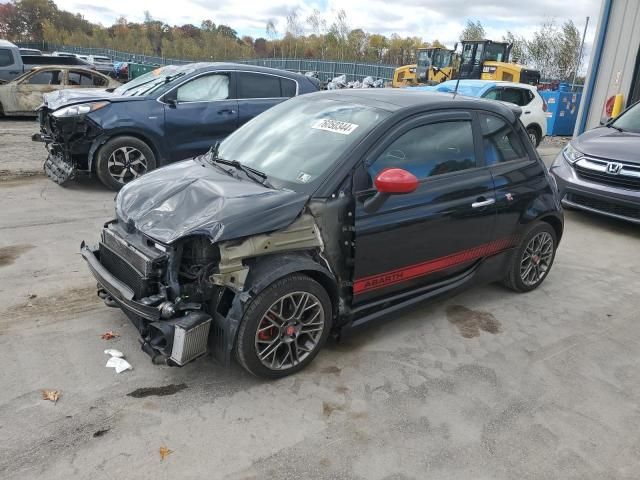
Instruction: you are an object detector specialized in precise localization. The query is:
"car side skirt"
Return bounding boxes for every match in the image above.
[345,248,514,330]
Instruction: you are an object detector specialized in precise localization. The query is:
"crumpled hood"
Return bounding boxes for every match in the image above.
[43,88,113,110]
[575,126,640,164]
[116,158,310,244]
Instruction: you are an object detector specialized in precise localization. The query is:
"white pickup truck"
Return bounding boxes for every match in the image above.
[0,40,92,83]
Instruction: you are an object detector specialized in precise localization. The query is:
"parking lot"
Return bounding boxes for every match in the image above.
[1,117,639,479]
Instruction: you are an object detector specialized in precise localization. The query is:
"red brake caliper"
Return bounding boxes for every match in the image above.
[258,316,276,341]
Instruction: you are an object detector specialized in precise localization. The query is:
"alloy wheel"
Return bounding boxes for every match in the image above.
[520,231,554,286]
[107,146,148,184]
[254,291,325,371]
[528,131,537,145]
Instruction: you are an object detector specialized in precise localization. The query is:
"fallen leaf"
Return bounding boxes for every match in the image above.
[159,446,172,461]
[41,389,60,404]
[100,331,120,340]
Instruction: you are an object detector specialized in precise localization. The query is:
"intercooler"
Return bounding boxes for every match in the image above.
[148,311,213,366]
[171,313,213,365]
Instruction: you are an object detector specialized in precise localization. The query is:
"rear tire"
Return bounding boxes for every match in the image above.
[527,127,541,147]
[95,136,156,191]
[503,223,557,293]
[235,274,332,378]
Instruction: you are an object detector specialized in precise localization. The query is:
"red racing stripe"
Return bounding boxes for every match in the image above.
[353,236,519,295]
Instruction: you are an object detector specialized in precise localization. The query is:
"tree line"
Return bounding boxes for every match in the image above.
[0,0,584,81]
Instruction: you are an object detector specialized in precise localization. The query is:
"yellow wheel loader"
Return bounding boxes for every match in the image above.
[459,40,540,85]
[392,47,457,87]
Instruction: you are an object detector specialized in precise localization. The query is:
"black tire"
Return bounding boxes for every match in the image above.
[95,136,156,191]
[235,274,332,378]
[526,126,541,147]
[503,222,557,293]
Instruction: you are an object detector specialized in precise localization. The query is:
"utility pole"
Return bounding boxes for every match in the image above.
[572,16,590,91]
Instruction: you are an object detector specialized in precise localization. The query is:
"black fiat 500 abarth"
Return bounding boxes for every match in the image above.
[81,89,563,377]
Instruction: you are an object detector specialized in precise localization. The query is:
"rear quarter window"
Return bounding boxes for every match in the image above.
[0,48,14,67]
[281,77,297,97]
[479,113,528,165]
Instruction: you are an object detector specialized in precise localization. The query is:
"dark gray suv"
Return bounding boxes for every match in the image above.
[551,100,640,224]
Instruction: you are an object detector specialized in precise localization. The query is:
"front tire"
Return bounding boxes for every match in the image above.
[503,223,557,293]
[235,274,332,378]
[95,136,156,190]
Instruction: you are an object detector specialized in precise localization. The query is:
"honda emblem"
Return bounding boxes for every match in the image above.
[606,162,622,175]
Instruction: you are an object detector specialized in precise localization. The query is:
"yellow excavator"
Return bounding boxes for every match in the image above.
[392,47,457,87]
[393,40,540,87]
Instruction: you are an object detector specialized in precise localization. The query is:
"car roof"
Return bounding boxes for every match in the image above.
[309,88,522,119]
[164,62,312,81]
[28,65,95,72]
[0,39,17,48]
[441,79,538,90]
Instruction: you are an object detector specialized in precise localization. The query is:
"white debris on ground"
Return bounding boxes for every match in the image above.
[104,349,132,373]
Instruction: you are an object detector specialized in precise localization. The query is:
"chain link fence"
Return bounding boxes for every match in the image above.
[15,41,397,82]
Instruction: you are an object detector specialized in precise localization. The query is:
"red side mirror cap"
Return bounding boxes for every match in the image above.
[374,168,419,194]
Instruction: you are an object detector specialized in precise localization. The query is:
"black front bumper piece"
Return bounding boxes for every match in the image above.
[81,242,213,365]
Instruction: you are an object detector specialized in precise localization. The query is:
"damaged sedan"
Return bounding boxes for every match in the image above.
[81,89,563,377]
[0,66,118,117]
[35,62,319,190]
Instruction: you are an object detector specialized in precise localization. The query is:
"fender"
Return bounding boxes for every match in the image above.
[244,252,337,303]
[214,252,338,366]
[87,129,166,172]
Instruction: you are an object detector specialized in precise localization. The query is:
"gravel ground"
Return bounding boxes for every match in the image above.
[1,118,639,480]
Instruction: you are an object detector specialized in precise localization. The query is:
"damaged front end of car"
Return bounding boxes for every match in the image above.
[35,93,110,184]
[80,160,355,367]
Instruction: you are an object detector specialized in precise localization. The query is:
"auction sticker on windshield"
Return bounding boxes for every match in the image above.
[312,119,359,135]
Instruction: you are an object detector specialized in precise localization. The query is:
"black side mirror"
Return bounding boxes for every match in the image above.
[163,91,177,108]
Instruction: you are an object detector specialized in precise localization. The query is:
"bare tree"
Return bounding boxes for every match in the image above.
[266,19,277,58]
[285,8,303,58]
[331,9,350,60]
[460,20,485,41]
[306,9,327,59]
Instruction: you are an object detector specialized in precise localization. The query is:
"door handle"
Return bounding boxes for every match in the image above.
[472,198,495,208]
[524,110,531,114]
[217,109,236,114]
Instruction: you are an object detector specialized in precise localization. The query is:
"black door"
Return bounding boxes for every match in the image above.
[459,42,483,79]
[353,111,498,304]
[163,71,238,161]
[476,112,548,241]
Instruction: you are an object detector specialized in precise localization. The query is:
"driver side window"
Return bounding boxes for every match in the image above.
[368,121,476,180]
[176,74,229,103]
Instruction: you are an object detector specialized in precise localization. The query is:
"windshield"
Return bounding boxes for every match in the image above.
[484,44,508,62]
[112,65,193,97]
[417,50,431,68]
[217,96,390,191]
[94,57,111,63]
[612,101,640,132]
[433,81,484,96]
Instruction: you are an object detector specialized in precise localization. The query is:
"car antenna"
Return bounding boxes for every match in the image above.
[452,75,462,97]
[452,42,462,97]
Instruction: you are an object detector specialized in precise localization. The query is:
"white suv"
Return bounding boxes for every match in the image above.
[482,81,548,146]
[419,80,548,146]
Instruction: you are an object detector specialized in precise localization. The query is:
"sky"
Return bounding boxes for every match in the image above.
[53,0,602,49]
